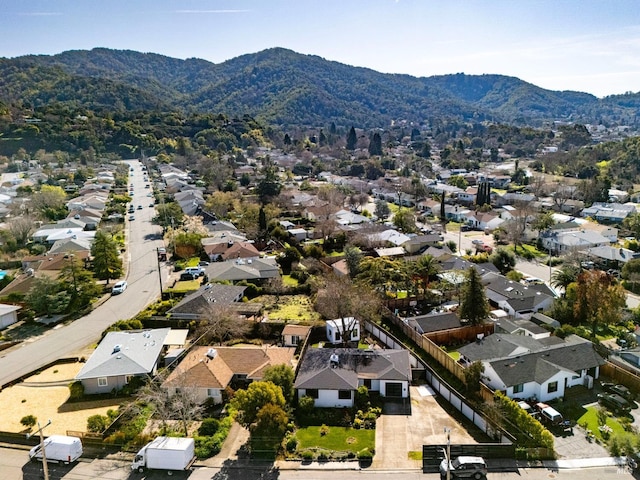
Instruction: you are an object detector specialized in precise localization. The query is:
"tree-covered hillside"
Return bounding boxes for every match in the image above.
[1,47,639,128]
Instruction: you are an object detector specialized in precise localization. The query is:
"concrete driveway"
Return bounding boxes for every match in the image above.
[372,385,477,469]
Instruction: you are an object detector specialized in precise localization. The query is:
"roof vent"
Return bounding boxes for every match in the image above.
[113,344,121,354]
[206,348,217,359]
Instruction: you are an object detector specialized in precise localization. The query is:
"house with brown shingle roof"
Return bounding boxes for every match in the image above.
[162,345,296,404]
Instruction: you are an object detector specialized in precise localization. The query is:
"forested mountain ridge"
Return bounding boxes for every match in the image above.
[2,47,640,128]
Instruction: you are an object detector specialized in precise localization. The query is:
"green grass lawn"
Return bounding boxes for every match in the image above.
[508,243,547,258]
[260,294,322,323]
[577,406,627,442]
[448,351,460,361]
[282,275,299,287]
[294,426,375,454]
[167,279,201,293]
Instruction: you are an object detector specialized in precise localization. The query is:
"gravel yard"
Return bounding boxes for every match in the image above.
[0,362,121,435]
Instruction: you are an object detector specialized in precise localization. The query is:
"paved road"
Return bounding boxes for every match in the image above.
[0,160,165,388]
[0,447,636,480]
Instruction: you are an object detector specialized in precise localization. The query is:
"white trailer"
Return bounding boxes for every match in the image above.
[132,436,196,473]
[29,435,83,464]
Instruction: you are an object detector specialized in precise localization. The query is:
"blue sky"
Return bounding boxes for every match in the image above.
[1,0,639,97]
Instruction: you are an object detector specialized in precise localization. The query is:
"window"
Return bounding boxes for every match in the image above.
[124,375,133,385]
[338,390,351,400]
[335,331,341,341]
[291,335,300,345]
[98,377,108,387]
[364,379,372,389]
[351,329,359,340]
[306,389,318,399]
[548,381,558,393]
[207,389,218,397]
[513,384,524,394]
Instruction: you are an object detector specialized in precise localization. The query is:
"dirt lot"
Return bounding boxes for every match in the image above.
[0,362,121,435]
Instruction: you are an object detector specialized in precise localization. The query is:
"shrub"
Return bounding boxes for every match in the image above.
[68,381,84,401]
[285,436,298,453]
[20,415,37,428]
[298,395,315,414]
[301,450,314,461]
[320,424,329,436]
[87,414,108,433]
[198,418,220,436]
[357,449,373,460]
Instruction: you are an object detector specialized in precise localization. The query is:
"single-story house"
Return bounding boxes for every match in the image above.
[326,317,360,344]
[294,348,412,408]
[406,311,461,334]
[458,333,604,402]
[166,284,247,320]
[163,345,295,404]
[0,303,21,329]
[75,328,171,394]
[281,324,312,347]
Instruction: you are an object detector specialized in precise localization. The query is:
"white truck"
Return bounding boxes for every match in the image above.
[29,435,83,464]
[131,436,196,474]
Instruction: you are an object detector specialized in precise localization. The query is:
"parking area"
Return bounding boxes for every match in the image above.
[372,385,478,469]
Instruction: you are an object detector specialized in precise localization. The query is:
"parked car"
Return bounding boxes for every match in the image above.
[460,225,472,232]
[439,455,487,479]
[471,239,484,245]
[602,383,635,402]
[179,272,197,281]
[112,281,127,295]
[129,215,135,221]
[598,393,632,413]
[184,266,205,277]
[137,205,143,210]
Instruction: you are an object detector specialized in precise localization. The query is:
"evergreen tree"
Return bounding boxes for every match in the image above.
[91,230,124,283]
[440,193,446,223]
[283,133,291,146]
[346,126,357,151]
[459,268,490,325]
[368,132,383,156]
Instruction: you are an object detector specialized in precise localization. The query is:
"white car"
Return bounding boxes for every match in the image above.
[112,281,127,295]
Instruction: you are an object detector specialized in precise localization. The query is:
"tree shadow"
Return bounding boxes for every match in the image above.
[211,458,280,480]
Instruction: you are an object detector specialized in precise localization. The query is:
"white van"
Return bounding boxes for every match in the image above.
[29,435,83,464]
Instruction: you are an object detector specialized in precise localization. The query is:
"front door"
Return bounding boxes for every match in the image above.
[385,382,403,397]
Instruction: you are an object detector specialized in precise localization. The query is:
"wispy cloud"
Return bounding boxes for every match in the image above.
[17,12,63,16]
[174,9,250,14]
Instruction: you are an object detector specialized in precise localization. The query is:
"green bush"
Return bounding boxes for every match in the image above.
[68,381,84,401]
[357,449,373,460]
[285,435,298,452]
[20,415,37,428]
[301,450,314,461]
[198,418,220,436]
[87,414,108,433]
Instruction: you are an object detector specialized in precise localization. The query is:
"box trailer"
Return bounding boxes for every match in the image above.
[132,436,196,473]
[29,435,83,464]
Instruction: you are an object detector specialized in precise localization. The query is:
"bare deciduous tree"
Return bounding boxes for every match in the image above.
[195,302,250,345]
[315,273,381,346]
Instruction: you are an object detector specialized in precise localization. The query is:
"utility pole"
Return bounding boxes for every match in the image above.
[444,427,451,480]
[27,419,51,480]
[156,248,163,294]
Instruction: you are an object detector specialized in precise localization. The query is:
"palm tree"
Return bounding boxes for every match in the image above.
[551,265,580,296]
[411,254,439,293]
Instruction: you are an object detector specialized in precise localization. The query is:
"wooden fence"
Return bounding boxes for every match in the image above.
[602,359,640,394]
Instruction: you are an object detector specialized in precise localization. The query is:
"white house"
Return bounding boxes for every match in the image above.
[294,348,411,408]
[0,303,20,329]
[458,333,604,402]
[326,317,360,344]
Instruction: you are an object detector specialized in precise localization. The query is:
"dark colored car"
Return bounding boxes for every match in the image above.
[179,272,197,281]
[602,383,634,402]
[598,393,631,413]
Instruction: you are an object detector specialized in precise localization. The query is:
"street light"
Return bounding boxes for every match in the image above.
[27,419,52,480]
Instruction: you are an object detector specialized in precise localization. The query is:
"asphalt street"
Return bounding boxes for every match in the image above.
[0,160,165,388]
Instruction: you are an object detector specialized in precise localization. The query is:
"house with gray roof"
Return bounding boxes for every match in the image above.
[294,348,411,408]
[481,272,555,319]
[167,284,246,320]
[581,202,635,223]
[541,229,611,255]
[458,333,604,402]
[406,311,461,334]
[204,257,279,282]
[76,328,171,394]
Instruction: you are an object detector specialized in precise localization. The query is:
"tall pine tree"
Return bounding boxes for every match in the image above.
[346,126,357,151]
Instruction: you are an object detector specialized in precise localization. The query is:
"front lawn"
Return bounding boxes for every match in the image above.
[577,406,627,442]
[166,279,201,294]
[508,243,547,258]
[294,426,375,454]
